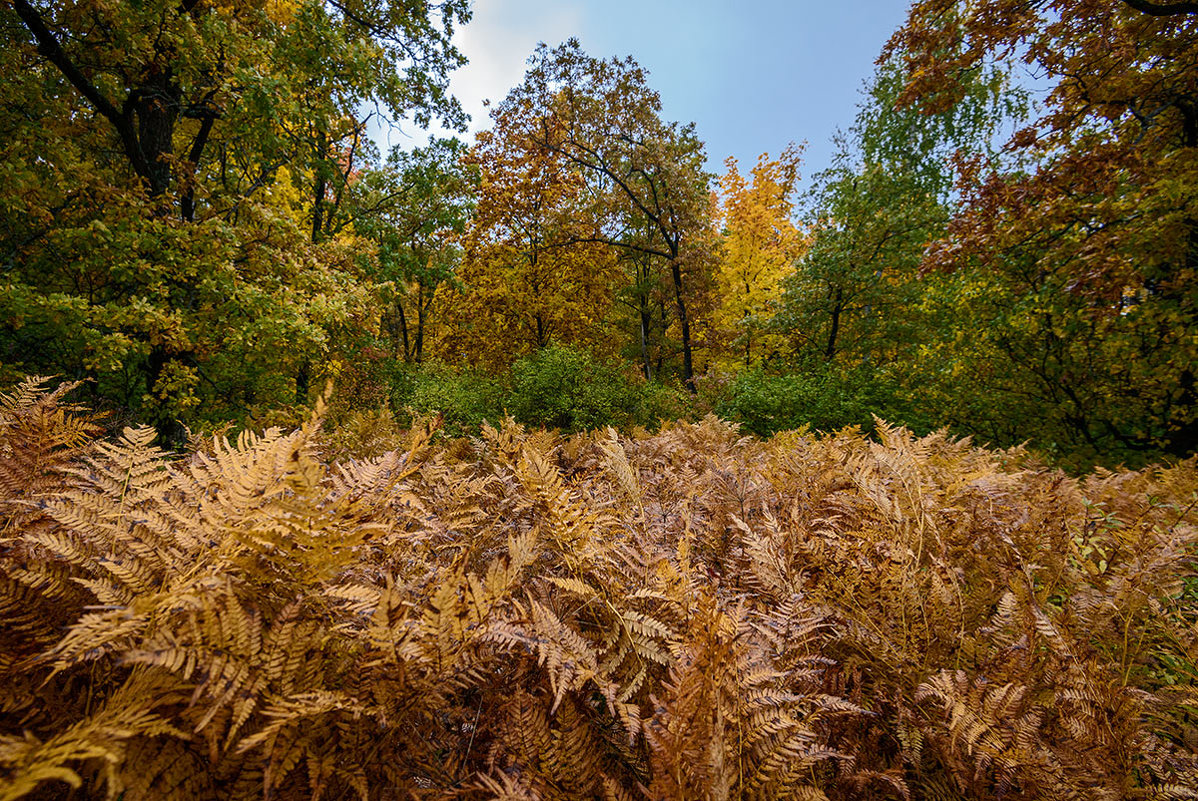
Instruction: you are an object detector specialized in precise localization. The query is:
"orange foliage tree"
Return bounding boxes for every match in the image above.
[433,103,622,369]
[889,0,1198,459]
[501,40,719,390]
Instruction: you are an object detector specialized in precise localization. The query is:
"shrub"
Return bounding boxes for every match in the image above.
[715,363,930,436]
[392,362,505,437]
[509,344,642,432]
[631,379,694,430]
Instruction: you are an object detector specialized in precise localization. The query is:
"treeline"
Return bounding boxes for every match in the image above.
[2,0,1197,468]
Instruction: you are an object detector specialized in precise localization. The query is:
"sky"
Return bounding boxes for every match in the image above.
[382,0,916,183]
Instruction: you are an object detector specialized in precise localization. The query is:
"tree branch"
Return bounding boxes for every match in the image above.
[550,234,670,261]
[181,113,216,222]
[326,0,392,41]
[12,0,154,182]
[12,0,121,121]
[1122,0,1198,16]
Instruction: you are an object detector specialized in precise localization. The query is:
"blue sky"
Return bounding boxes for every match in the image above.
[388,0,915,182]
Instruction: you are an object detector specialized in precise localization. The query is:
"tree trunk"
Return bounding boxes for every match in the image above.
[669,258,695,391]
[311,172,326,243]
[146,345,188,447]
[639,301,653,380]
[657,297,667,377]
[825,287,844,362]
[394,300,411,362]
[136,73,180,197]
[415,283,427,364]
[296,360,310,405]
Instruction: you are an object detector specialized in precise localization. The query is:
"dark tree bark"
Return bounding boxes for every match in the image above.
[395,301,412,362]
[415,285,427,364]
[825,287,844,362]
[668,259,695,389]
[639,301,653,380]
[295,361,311,405]
[1122,0,1198,16]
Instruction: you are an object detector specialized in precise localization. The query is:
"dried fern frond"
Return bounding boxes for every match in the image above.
[0,377,103,512]
[3,382,1196,799]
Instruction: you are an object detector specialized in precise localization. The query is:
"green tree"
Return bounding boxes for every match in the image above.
[0,0,469,436]
[351,137,477,365]
[775,56,1023,369]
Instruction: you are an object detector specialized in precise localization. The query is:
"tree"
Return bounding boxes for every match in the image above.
[890,0,1198,461]
[433,103,622,369]
[780,162,942,366]
[503,40,718,390]
[8,0,466,205]
[610,223,676,381]
[713,146,806,367]
[0,0,469,436]
[775,56,1020,368]
[351,138,477,365]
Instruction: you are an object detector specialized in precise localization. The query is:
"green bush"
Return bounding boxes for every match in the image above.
[632,380,694,430]
[509,345,642,431]
[716,364,929,437]
[384,348,695,437]
[391,363,505,438]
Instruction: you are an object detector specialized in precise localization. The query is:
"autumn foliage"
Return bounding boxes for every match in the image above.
[4,2,1198,793]
[713,147,805,367]
[2,378,1196,800]
[887,0,1198,459]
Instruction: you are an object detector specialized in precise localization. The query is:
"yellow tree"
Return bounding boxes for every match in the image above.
[714,146,805,367]
[432,106,622,369]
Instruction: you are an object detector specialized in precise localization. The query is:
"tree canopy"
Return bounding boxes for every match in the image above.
[2,6,1196,470]
[888,0,1198,461]
[1,0,469,436]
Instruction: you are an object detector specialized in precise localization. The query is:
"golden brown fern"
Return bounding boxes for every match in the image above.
[0,378,102,516]
[2,384,1196,800]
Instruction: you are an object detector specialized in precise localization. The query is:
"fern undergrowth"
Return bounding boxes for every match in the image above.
[1,377,1196,800]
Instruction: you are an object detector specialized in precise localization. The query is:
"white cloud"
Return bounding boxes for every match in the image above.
[378,0,585,152]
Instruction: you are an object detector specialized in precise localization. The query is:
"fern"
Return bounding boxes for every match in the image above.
[1,382,1196,799]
